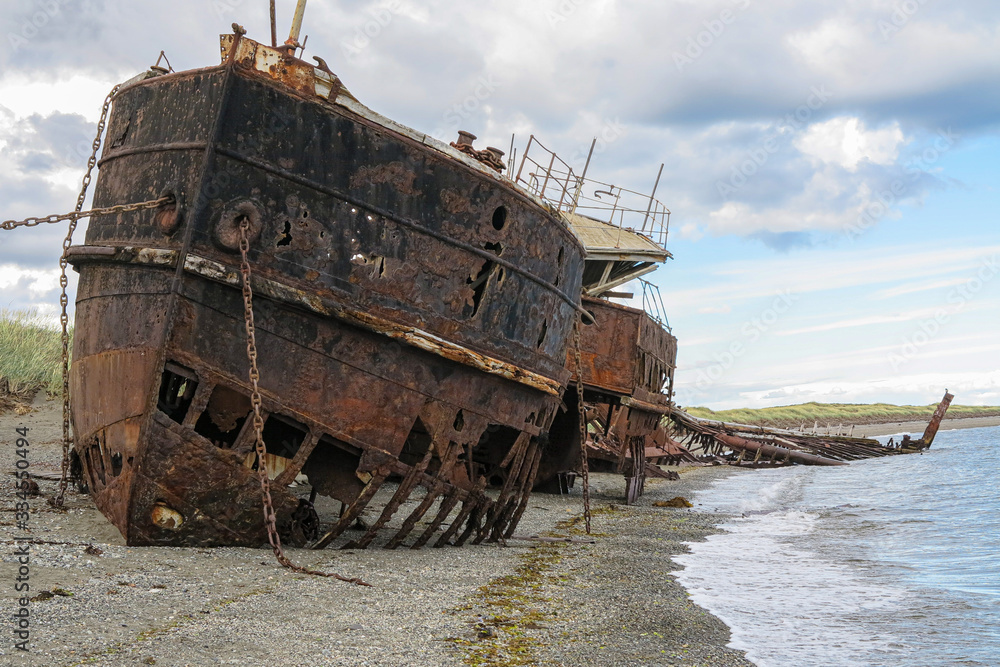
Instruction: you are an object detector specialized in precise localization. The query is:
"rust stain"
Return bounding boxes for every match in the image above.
[350,161,421,196]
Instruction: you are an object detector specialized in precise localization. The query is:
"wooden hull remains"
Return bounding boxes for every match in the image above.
[668,391,956,467]
[67,33,585,549]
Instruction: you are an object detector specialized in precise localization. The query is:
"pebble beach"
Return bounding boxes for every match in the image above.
[1,398,754,667]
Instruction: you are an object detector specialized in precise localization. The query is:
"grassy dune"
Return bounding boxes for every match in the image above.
[0,308,67,407]
[685,401,1000,429]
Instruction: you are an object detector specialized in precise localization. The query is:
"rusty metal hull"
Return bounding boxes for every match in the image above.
[68,54,584,548]
[536,297,679,503]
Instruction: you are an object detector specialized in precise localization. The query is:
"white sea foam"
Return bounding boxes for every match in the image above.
[674,510,909,667]
[671,426,1000,667]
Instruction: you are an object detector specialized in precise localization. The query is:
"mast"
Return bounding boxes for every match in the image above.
[285,0,308,50]
[570,138,597,214]
[269,0,277,47]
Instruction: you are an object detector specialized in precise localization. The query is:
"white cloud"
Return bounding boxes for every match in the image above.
[0,72,124,123]
[0,265,62,297]
[871,277,971,300]
[677,222,705,241]
[1,0,997,413]
[775,306,962,336]
[794,116,906,172]
[664,242,1000,313]
[786,17,864,71]
[733,369,1000,410]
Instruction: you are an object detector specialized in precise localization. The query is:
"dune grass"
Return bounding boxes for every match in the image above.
[0,308,68,401]
[685,401,1000,428]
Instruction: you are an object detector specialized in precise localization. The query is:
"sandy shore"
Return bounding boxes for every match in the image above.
[0,400,753,667]
[854,415,1000,438]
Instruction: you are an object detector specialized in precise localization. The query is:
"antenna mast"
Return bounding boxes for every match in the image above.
[269,0,277,47]
[285,0,308,51]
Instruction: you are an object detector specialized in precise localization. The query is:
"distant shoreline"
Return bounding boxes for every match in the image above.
[684,401,1000,437]
[854,415,1000,438]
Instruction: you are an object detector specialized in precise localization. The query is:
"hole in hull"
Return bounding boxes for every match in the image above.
[276,220,293,246]
[158,363,198,423]
[302,436,364,505]
[474,424,521,486]
[400,417,432,468]
[245,414,309,479]
[194,385,251,448]
[465,260,496,318]
[537,320,548,348]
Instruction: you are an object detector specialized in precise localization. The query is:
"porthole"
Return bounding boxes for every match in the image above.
[491,205,507,231]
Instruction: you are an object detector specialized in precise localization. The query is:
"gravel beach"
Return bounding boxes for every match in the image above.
[0,398,754,666]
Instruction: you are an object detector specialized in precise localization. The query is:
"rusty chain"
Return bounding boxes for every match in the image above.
[238,219,369,586]
[0,84,171,507]
[9,196,172,500]
[572,316,591,534]
[55,85,117,507]
[1,198,172,232]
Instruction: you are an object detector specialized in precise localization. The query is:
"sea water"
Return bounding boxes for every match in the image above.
[672,426,1000,667]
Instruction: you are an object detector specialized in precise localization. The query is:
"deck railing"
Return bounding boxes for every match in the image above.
[513,135,671,249]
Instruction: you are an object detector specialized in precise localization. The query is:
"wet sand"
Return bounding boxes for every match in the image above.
[0,399,753,667]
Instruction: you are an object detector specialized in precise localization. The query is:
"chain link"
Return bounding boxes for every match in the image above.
[572,316,591,534]
[2,197,174,232]
[53,85,117,507]
[2,84,170,507]
[238,220,369,586]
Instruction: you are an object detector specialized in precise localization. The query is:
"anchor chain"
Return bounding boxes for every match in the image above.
[56,84,117,507]
[238,219,369,586]
[0,84,173,507]
[1,197,172,232]
[572,315,591,534]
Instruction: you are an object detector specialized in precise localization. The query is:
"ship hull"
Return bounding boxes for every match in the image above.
[69,45,584,548]
[535,296,678,503]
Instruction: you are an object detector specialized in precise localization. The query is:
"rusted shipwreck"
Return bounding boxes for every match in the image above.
[66,20,600,549]
[63,1,689,549]
[668,391,955,466]
[499,138,681,505]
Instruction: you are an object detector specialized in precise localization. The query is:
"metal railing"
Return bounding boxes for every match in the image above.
[640,278,671,332]
[513,135,671,249]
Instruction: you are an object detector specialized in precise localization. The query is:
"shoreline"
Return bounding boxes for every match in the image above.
[1,401,753,666]
[854,415,1000,438]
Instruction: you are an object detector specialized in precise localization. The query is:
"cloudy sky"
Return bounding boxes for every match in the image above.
[1,0,997,409]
